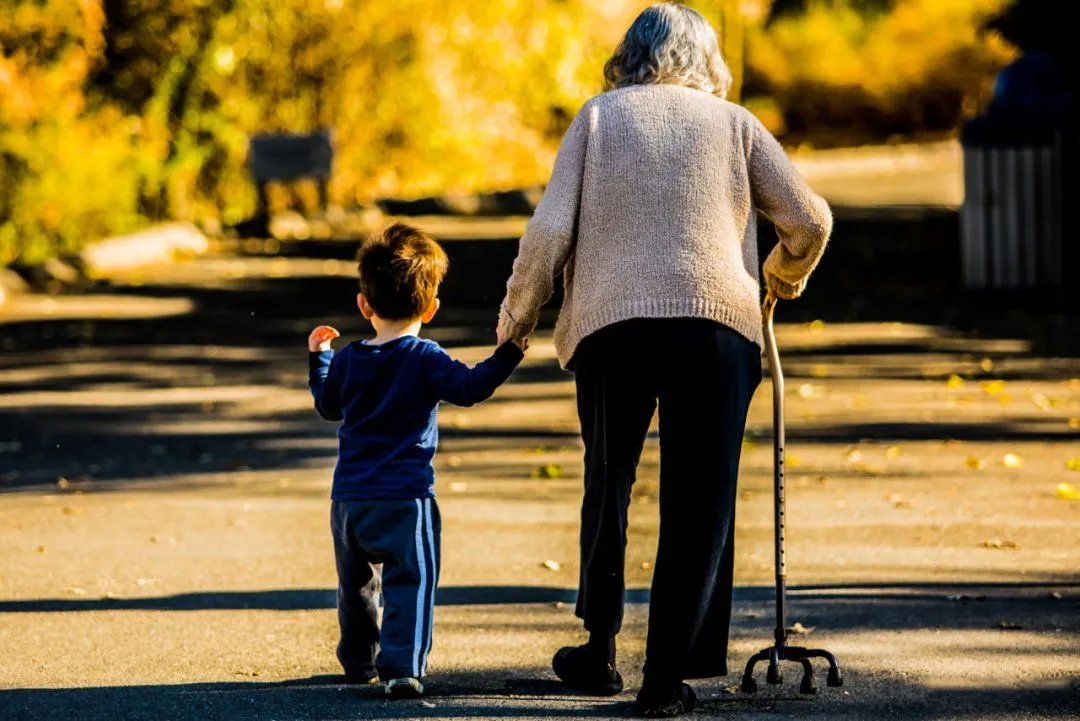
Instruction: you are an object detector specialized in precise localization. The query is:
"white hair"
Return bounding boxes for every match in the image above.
[604,3,733,99]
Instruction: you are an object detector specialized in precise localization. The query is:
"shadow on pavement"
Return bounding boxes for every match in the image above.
[3,208,1079,491]
[1,671,1077,721]
[2,582,1076,634]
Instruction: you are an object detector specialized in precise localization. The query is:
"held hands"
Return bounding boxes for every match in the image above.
[308,325,340,352]
[497,326,529,352]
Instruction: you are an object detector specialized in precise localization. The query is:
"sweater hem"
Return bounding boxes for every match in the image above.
[555,297,765,368]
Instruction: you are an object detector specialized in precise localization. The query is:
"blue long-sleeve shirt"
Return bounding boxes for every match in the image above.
[309,336,524,500]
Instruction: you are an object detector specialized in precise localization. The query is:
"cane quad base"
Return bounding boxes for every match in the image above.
[740,644,843,695]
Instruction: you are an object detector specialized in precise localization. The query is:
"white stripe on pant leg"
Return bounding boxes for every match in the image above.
[421,498,437,676]
[412,498,427,678]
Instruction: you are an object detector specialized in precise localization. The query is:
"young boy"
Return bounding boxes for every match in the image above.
[307,223,526,698]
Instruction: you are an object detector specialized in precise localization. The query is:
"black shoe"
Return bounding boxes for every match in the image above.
[635,682,696,718]
[552,644,624,696]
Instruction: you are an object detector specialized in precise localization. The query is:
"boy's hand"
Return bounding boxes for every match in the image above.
[308,325,340,352]
[511,337,529,352]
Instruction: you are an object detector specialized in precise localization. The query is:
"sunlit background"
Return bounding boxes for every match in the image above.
[2,4,1079,714]
[0,0,1020,265]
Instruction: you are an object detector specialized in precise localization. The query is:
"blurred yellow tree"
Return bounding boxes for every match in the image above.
[745,0,1015,141]
[0,0,1017,264]
[0,1,147,264]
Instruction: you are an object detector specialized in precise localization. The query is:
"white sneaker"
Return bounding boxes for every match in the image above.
[384,676,424,699]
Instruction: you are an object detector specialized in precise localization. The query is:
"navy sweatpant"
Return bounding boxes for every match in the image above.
[330,498,441,680]
[571,318,761,682]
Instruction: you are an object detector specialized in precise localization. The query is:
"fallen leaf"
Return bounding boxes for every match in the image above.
[1068,418,1080,430]
[36,545,46,554]
[1065,459,1080,472]
[808,319,825,333]
[981,379,1007,396]
[1030,393,1055,411]
[965,456,987,470]
[532,463,564,479]
[785,455,803,468]
[979,357,994,372]
[1056,482,1080,501]
[946,374,966,389]
[996,393,1013,405]
[885,445,901,459]
[641,561,652,570]
[541,559,561,571]
[980,538,1018,549]
[1001,453,1024,469]
[886,493,911,508]
[787,622,814,635]
[56,477,70,490]
[61,506,81,516]
[844,447,863,463]
[809,364,829,378]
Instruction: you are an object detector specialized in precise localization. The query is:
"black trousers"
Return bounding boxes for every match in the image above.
[571,318,761,681]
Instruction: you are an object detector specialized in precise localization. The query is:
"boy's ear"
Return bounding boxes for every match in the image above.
[357,293,375,320]
[420,297,440,323]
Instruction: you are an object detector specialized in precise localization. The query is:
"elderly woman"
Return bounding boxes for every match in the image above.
[496,3,831,717]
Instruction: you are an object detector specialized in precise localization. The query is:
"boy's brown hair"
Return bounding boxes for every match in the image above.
[357,223,449,320]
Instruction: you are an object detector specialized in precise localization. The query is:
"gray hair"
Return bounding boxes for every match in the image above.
[603,3,732,99]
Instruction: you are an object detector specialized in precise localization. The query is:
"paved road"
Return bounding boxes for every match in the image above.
[1,233,1078,720]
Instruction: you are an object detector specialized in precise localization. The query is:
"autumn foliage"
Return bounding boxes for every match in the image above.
[0,1,1012,264]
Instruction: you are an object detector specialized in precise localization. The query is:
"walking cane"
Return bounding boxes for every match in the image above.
[740,292,843,695]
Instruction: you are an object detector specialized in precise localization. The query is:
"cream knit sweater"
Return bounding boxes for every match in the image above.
[497,84,832,368]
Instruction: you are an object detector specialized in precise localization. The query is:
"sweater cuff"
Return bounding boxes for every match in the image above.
[493,340,526,368]
[309,349,334,376]
[497,306,533,340]
[765,274,806,300]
